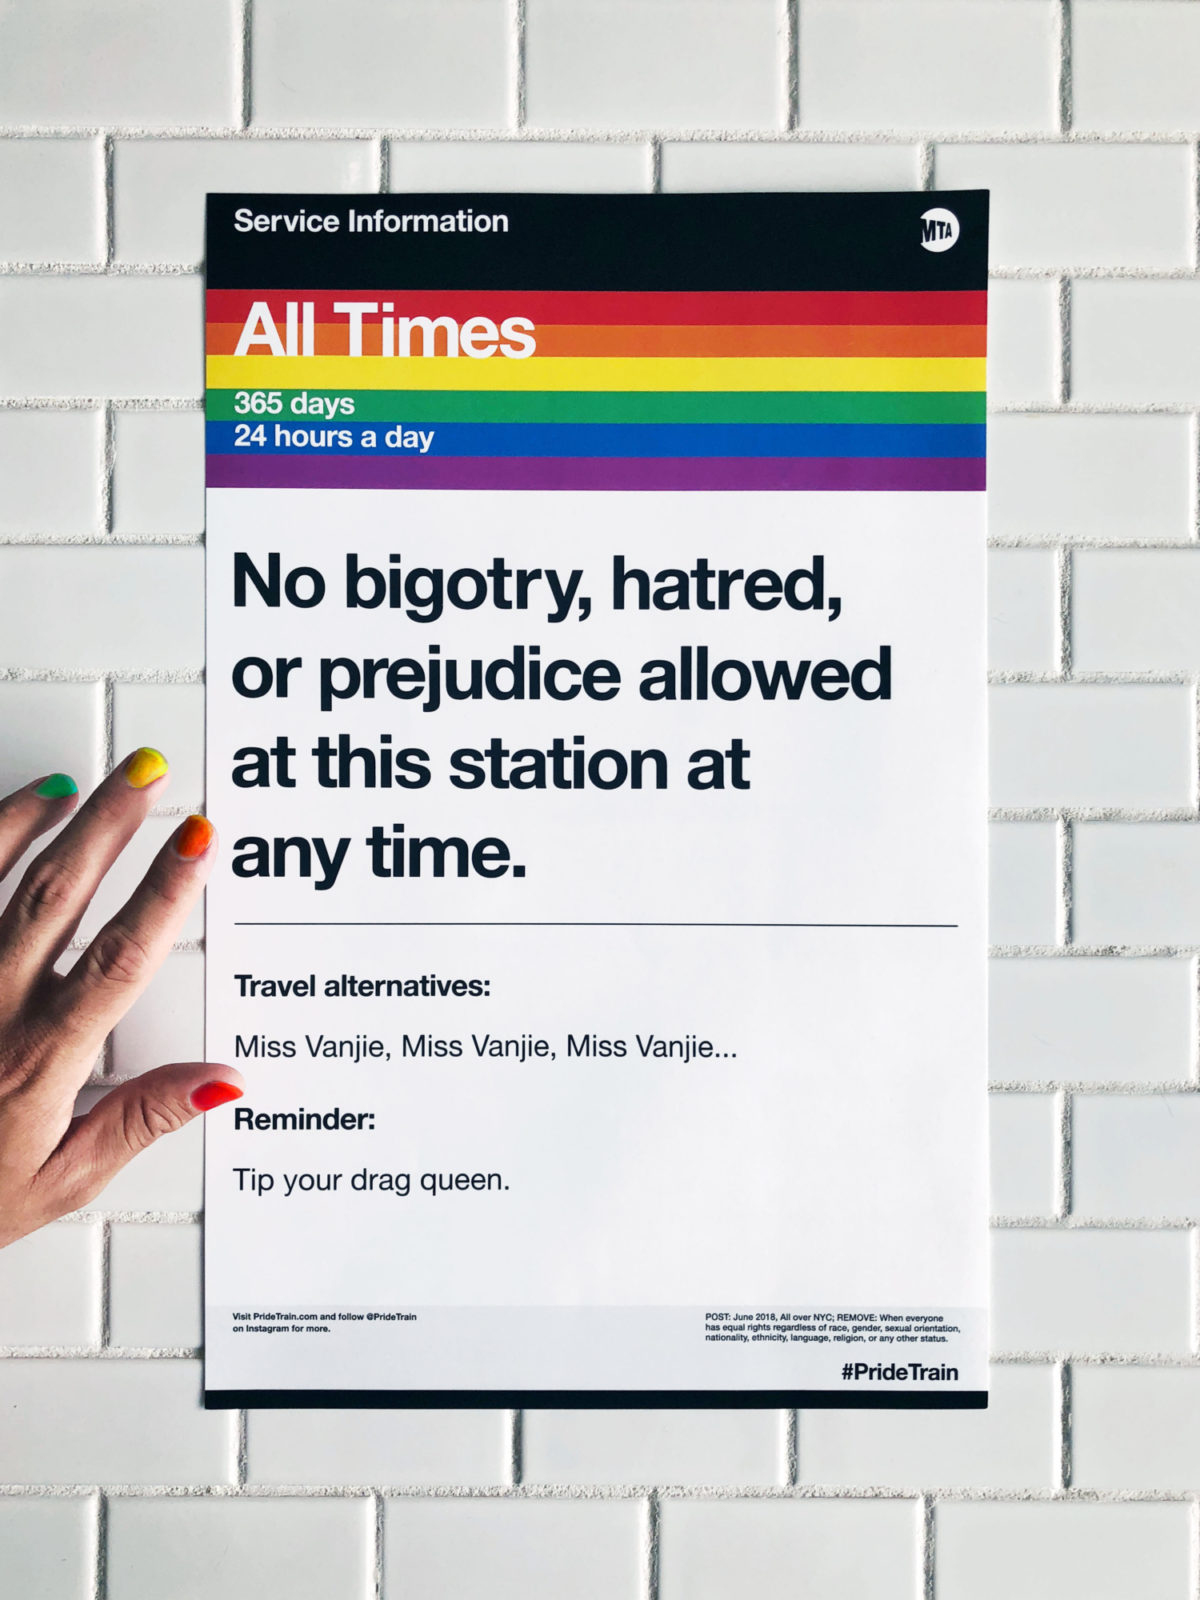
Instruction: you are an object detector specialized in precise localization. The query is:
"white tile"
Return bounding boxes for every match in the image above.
[800,0,1057,133]
[111,412,205,536]
[0,1223,100,1344]
[1072,280,1200,405]
[990,1092,1058,1217]
[0,410,101,535]
[110,950,205,1079]
[0,1360,232,1484]
[937,1501,1190,1600]
[990,823,1057,946]
[0,1497,94,1600]
[108,1223,201,1347]
[107,1497,372,1600]
[936,144,1192,268]
[78,1093,204,1211]
[661,141,920,191]
[0,548,203,671]
[390,140,650,192]
[0,681,103,796]
[0,139,102,263]
[800,1364,1056,1488]
[989,959,1192,1084]
[247,1408,508,1485]
[989,685,1192,809]
[658,1498,920,1600]
[1075,550,1200,673]
[112,683,205,810]
[1074,1094,1200,1218]
[1074,1365,1200,1489]
[384,1498,643,1600]
[0,0,237,128]
[987,548,1058,674]
[526,0,784,131]
[1075,823,1200,945]
[0,277,203,400]
[988,415,1193,543]
[523,1409,784,1485]
[991,1229,1191,1353]
[252,0,509,129]
[1074,0,1200,132]
[987,280,1057,407]
[114,139,376,265]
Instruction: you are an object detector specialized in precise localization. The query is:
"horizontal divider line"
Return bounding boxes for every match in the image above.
[233,921,959,928]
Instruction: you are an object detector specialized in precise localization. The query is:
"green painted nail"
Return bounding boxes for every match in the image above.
[36,773,78,799]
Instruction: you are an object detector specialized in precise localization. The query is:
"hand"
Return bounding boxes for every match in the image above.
[0,750,242,1249]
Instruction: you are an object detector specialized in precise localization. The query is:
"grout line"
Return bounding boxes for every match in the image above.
[102,135,114,268]
[237,1410,248,1487]
[511,0,527,132]
[6,1480,1200,1502]
[786,1408,799,1486]
[95,1492,107,1600]
[1057,277,1072,406]
[649,137,662,194]
[1057,0,1074,138]
[785,0,800,132]
[373,1491,385,1600]
[1059,1361,1073,1490]
[921,1496,936,1600]
[10,126,1200,145]
[644,1493,661,1600]
[919,142,934,190]
[1055,815,1074,948]
[376,137,389,196]
[1056,1088,1073,1219]
[98,1219,112,1348]
[100,403,115,539]
[509,1408,524,1487]
[239,0,254,131]
[1194,1226,1200,1357]
[1056,544,1073,681]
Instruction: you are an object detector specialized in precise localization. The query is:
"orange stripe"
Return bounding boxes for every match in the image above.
[205,322,986,358]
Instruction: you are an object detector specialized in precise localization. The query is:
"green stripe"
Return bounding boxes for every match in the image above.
[206,389,985,425]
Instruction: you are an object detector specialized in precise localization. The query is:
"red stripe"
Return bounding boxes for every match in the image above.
[205,289,986,328]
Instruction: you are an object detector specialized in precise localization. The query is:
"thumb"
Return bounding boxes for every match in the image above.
[39,1063,245,1212]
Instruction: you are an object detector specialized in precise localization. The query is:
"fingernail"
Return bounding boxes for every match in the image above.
[175,814,214,860]
[125,747,168,789]
[191,1080,243,1112]
[35,773,78,799]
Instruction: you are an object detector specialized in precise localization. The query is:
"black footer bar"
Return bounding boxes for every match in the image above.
[205,1387,987,1411]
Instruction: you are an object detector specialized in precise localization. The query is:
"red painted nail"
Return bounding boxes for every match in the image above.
[191,1080,243,1112]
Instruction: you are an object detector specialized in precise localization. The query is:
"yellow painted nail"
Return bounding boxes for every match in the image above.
[125,747,168,789]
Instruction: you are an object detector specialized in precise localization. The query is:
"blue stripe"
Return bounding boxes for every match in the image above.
[206,421,985,460]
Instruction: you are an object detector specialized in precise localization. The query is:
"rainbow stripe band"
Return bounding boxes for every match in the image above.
[205,280,986,491]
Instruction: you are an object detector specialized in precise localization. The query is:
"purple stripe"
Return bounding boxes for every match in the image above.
[206,454,986,491]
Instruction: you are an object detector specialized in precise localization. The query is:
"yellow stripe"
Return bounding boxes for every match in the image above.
[208,354,985,394]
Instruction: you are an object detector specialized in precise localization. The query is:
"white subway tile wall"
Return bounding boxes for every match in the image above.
[0,0,1197,1593]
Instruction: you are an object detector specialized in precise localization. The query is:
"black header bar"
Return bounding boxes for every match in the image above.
[206,191,989,292]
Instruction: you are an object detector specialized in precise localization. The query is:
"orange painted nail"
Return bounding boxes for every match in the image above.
[191,1080,243,1112]
[175,814,214,860]
[125,747,168,789]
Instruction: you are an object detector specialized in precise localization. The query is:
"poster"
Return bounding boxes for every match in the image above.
[202,191,989,1408]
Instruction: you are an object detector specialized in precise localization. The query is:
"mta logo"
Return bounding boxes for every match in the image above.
[920,207,960,252]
